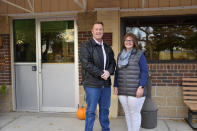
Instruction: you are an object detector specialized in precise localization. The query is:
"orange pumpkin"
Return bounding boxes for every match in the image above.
[76,107,86,120]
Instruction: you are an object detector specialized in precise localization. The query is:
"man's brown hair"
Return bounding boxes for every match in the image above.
[92,21,104,28]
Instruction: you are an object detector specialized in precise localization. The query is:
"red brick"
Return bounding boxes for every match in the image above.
[152,80,161,83]
[152,73,162,76]
[167,84,178,86]
[184,73,194,77]
[0,34,11,85]
[167,76,177,79]
[173,80,181,84]
[157,83,166,86]
[159,64,163,70]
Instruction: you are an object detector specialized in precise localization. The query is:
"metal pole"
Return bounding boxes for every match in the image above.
[141,74,158,129]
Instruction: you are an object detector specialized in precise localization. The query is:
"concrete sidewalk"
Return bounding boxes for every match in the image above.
[0,112,193,131]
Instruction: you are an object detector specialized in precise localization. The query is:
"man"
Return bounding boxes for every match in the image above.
[80,21,116,131]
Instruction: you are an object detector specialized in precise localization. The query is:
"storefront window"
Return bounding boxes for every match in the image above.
[124,16,197,62]
[41,21,74,63]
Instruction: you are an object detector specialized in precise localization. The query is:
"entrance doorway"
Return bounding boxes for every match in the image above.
[13,18,78,112]
[39,20,76,112]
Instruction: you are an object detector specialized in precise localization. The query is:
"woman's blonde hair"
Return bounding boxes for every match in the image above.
[122,33,139,49]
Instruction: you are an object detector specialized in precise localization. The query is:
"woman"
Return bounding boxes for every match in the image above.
[114,33,148,131]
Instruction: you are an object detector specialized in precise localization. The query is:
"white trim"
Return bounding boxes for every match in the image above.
[82,0,87,10]
[1,0,32,13]
[15,109,39,112]
[14,63,36,65]
[37,17,78,112]
[41,107,77,112]
[120,6,197,12]
[32,0,34,13]
[74,19,79,110]
[74,0,83,10]
[36,19,42,112]
[74,0,86,10]
[37,17,75,22]
[3,10,80,18]
[10,18,16,111]
[94,5,197,12]
[36,19,40,112]
[94,7,120,11]
[27,0,34,12]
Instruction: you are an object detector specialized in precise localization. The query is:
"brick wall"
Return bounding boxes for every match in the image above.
[150,63,197,118]
[78,31,92,84]
[0,34,12,112]
[0,34,11,85]
[149,64,197,86]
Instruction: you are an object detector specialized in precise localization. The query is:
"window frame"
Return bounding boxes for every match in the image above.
[121,15,197,63]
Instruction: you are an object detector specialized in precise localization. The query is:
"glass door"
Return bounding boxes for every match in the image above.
[13,19,38,111]
[39,20,76,112]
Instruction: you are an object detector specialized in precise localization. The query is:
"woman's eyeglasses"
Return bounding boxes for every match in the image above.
[125,40,133,43]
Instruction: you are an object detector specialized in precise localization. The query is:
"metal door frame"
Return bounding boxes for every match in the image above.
[37,17,79,112]
[11,16,79,112]
[11,18,39,112]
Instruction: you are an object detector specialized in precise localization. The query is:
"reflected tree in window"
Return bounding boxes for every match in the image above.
[183,26,197,60]
[152,26,185,60]
[137,27,156,61]
[41,21,74,63]
[127,25,197,61]
[41,31,63,62]
[13,19,36,62]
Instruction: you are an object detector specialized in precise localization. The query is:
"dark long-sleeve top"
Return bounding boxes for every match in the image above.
[114,53,148,88]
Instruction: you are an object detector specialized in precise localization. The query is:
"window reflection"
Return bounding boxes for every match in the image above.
[41,21,74,63]
[127,25,197,62]
[13,19,36,62]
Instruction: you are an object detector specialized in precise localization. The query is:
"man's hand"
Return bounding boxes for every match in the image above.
[101,70,110,80]
[114,87,118,95]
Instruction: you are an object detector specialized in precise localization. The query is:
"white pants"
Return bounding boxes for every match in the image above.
[119,95,145,131]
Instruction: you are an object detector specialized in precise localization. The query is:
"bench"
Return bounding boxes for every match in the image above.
[182,77,197,129]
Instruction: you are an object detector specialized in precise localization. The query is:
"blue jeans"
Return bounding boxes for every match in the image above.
[84,86,111,131]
